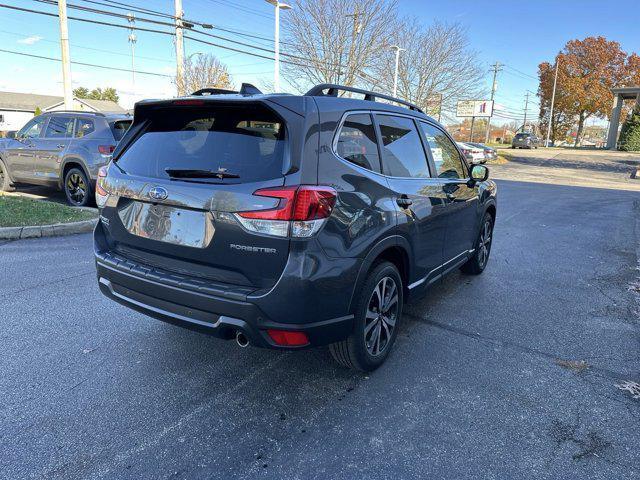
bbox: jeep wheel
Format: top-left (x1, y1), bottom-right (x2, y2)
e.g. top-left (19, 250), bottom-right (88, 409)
top-left (0, 158), bottom-right (15, 192)
top-left (64, 167), bottom-right (92, 207)
top-left (329, 261), bottom-right (403, 371)
top-left (461, 213), bottom-right (494, 275)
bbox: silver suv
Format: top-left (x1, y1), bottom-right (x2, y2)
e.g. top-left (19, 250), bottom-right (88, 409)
top-left (0, 111), bottom-right (131, 206)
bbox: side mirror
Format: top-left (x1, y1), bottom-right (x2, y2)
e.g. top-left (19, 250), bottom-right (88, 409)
top-left (470, 164), bottom-right (489, 183)
top-left (6, 131), bottom-right (16, 139)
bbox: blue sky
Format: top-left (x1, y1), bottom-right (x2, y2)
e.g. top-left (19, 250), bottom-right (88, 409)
top-left (1, 0), bottom-right (638, 125)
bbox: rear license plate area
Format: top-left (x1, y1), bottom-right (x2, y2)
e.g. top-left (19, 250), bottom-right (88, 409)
top-left (118, 201), bottom-right (213, 248)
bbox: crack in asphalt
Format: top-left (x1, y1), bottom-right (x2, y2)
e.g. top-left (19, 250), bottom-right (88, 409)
top-left (403, 312), bottom-right (638, 384)
top-left (0, 270), bottom-right (94, 298)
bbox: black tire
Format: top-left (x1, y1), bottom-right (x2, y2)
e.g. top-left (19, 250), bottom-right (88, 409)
top-left (329, 261), bottom-right (403, 372)
top-left (64, 167), bottom-right (92, 207)
top-left (0, 158), bottom-right (15, 192)
top-left (461, 213), bottom-right (494, 275)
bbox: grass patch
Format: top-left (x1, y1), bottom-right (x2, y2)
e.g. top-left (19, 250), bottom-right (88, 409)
top-left (486, 155), bottom-right (510, 165)
top-left (0, 195), bottom-right (96, 228)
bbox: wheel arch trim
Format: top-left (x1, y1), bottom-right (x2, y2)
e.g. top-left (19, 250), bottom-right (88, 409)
top-left (348, 235), bottom-right (412, 313)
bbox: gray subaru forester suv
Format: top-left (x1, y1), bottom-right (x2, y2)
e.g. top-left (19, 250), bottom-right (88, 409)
top-left (0, 111), bottom-right (131, 206)
top-left (94, 83), bottom-right (497, 371)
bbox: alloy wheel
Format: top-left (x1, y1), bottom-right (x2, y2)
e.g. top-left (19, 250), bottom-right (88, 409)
top-left (364, 276), bottom-right (399, 357)
top-left (478, 219), bottom-right (492, 268)
top-left (66, 173), bottom-right (86, 205)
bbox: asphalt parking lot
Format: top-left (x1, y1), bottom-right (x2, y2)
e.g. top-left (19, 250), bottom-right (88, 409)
top-left (1, 150), bottom-right (639, 479)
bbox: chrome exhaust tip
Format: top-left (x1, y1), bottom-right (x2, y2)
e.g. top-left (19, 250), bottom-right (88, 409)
top-left (235, 331), bottom-right (250, 348)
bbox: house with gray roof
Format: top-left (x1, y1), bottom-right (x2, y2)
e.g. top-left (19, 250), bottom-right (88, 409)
top-left (0, 91), bottom-right (125, 133)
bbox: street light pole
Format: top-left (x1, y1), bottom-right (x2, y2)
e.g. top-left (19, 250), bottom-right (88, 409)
top-left (57, 0), bottom-right (73, 109)
top-left (266, 1), bottom-right (291, 92)
top-left (545, 57), bottom-right (559, 147)
top-left (391, 45), bottom-right (405, 98)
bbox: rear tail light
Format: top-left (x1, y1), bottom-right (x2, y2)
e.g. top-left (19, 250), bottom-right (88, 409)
top-left (267, 329), bottom-right (309, 346)
top-left (95, 165), bottom-right (109, 206)
top-left (235, 185), bottom-right (337, 238)
top-left (98, 145), bottom-right (115, 156)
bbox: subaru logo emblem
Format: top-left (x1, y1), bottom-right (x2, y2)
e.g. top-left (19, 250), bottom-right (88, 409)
top-left (148, 186), bottom-right (168, 201)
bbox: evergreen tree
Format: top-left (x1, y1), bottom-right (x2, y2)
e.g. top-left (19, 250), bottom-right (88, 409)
top-left (618, 105), bottom-right (640, 151)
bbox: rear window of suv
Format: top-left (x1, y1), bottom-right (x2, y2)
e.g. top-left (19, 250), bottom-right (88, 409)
top-left (514, 133), bottom-right (530, 140)
top-left (110, 120), bottom-right (132, 141)
top-left (115, 105), bottom-right (285, 183)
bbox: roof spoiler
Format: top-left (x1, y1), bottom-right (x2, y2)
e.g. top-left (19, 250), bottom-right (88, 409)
top-left (191, 83), bottom-right (263, 97)
top-left (305, 83), bottom-right (424, 113)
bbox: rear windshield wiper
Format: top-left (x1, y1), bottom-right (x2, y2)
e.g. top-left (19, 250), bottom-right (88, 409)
top-left (165, 168), bottom-right (240, 179)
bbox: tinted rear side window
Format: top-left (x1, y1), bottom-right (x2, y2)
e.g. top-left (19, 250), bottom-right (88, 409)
top-left (116, 105), bottom-right (286, 183)
top-left (110, 120), bottom-right (132, 141)
top-left (377, 115), bottom-right (430, 178)
top-left (335, 113), bottom-right (380, 172)
top-left (75, 118), bottom-right (95, 138)
top-left (44, 116), bottom-right (75, 138)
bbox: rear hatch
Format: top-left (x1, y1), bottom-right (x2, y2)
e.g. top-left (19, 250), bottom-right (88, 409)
top-left (100, 101), bottom-right (293, 289)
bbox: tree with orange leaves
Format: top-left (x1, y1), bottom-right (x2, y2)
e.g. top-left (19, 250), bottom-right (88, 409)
top-left (538, 37), bottom-right (631, 146)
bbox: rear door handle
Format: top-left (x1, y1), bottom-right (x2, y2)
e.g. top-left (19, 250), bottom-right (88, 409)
top-left (396, 195), bottom-right (412, 208)
top-left (57, 144), bottom-right (65, 149)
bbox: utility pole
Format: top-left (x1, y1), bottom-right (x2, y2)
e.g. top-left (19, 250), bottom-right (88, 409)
top-left (485, 61), bottom-right (502, 143)
top-left (545, 57), bottom-right (559, 147)
top-left (174, 0), bottom-right (185, 96)
top-left (57, 0), bottom-right (73, 109)
top-left (469, 117), bottom-right (475, 142)
top-left (339, 8), bottom-right (361, 88)
top-left (522, 91), bottom-right (530, 133)
top-left (391, 45), bottom-right (405, 98)
top-left (127, 13), bottom-right (137, 88)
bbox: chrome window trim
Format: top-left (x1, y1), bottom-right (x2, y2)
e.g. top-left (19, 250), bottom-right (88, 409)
top-left (331, 109), bottom-right (442, 182)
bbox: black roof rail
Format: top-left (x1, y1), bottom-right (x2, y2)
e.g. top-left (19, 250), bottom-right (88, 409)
top-left (41, 110), bottom-right (106, 117)
top-left (191, 83), bottom-right (263, 97)
top-left (305, 83), bottom-right (424, 114)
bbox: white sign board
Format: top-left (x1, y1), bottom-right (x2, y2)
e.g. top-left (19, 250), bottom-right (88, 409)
top-left (456, 100), bottom-right (494, 118)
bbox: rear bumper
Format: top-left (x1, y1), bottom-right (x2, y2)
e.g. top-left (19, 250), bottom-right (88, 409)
top-left (96, 260), bottom-right (354, 348)
top-left (94, 223), bottom-right (358, 349)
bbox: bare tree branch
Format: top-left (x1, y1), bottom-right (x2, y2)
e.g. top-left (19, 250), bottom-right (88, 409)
top-left (368, 20), bottom-right (485, 116)
top-left (282, 0), bottom-right (397, 92)
top-left (175, 54), bottom-right (234, 94)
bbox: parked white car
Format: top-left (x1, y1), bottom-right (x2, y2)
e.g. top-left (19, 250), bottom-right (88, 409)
top-left (456, 142), bottom-right (486, 164)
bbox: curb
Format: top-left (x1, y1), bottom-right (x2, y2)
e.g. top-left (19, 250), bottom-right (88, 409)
top-left (0, 218), bottom-right (98, 240)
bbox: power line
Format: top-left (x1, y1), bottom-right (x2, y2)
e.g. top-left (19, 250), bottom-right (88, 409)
top-left (504, 64), bottom-right (538, 80)
top-left (0, 47), bottom-right (172, 77)
top-left (78, 0), bottom-right (289, 46)
top-left (203, 0), bottom-right (273, 21)
top-left (0, 3), bottom-right (350, 77)
top-left (29, 1), bottom-right (333, 67)
top-left (0, 28), bottom-right (173, 63)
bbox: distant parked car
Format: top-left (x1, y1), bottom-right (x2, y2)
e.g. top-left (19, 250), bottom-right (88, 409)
top-left (467, 142), bottom-right (497, 162)
top-left (456, 142), bottom-right (486, 164)
top-left (0, 111), bottom-right (131, 206)
top-left (511, 132), bottom-right (540, 149)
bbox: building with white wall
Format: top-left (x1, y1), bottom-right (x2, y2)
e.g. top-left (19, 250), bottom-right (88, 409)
top-left (0, 91), bottom-right (125, 133)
